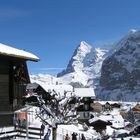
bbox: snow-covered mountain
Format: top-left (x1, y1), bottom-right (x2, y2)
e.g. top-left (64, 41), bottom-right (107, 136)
top-left (30, 41), bottom-right (108, 88)
top-left (30, 29), bottom-right (140, 101)
top-left (97, 29), bottom-right (140, 101)
top-left (30, 73), bottom-right (60, 85)
top-left (57, 41), bottom-right (108, 87)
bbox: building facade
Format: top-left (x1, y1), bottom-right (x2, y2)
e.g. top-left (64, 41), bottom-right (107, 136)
top-left (0, 43), bottom-right (39, 126)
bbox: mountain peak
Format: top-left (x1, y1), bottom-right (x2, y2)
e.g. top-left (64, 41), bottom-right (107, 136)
top-left (80, 41), bottom-right (91, 46)
top-left (57, 41), bottom-right (93, 77)
top-left (57, 41), bottom-right (108, 87)
top-left (128, 29), bottom-right (137, 34)
top-left (78, 41), bottom-right (92, 51)
top-left (75, 41), bottom-right (92, 53)
top-left (127, 29), bottom-right (140, 37)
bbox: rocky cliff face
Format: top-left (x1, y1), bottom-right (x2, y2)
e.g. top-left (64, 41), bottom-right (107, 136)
top-left (97, 30), bottom-right (140, 101)
top-left (30, 41), bottom-right (108, 88)
top-left (57, 41), bottom-right (92, 76)
top-left (57, 41), bottom-right (108, 87)
top-left (30, 29), bottom-right (140, 101)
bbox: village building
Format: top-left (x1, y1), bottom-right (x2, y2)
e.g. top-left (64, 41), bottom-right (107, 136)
top-left (102, 102), bottom-right (112, 112)
top-left (88, 117), bottom-right (112, 133)
top-left (74, 88), bottom-right (95, 121)
top-left (26, 85), bottom-right (96, 123)
top-left (23, 82), bottom-right (53, 105)
top-left (111, 103), bottom-right (121, 109)
top-left (33, 83), bottom-right (74, 95)
top-left (0, 43), bottom-right (39, 126)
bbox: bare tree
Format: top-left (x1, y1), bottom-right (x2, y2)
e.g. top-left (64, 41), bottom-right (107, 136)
top-left (28, 90), bottom-right (80, 140)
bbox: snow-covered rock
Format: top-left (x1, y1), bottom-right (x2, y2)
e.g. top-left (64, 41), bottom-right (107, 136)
top-left (57, 41), bottom-right (108, 87)
top-left (30, 41), bottom-right (108, 88)
top-left (30, 29), bottom-right (140, 102)
top-left (97, 29), bottom-right (140, 101)
top-left (30, 73), bottom-right (60, 85)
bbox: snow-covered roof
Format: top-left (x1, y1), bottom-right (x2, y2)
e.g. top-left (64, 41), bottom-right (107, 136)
top-left (0, 43), bottom-right (39, 61)
top-left (28, 82), bottom-right (74, 95)
top-left (74, 88), bottom-right (95, 98)
top-left (89, 117), bottom-right (108, 124)
top-left (40, 84), bottom-right (73, 95)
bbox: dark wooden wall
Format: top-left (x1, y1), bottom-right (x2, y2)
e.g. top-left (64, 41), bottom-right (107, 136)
top-left (0, 61), bottom-right (11, 111)
top-left (0, 56), bottom-right (30, 126)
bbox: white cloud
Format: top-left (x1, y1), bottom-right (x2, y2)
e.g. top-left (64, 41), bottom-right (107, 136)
top-left (34, 67), bottom-right (65, 71)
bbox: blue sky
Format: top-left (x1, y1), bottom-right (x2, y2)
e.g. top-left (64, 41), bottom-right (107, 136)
top-left (0, 0), bottom-right (140, 75)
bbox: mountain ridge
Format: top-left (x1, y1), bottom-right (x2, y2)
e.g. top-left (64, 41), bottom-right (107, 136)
top-left (97, 29), bottom-right (140, 101)
top-left (57, 41), bottom-right (108, 87)
top-left (30, 29), bottom-right (140, 101)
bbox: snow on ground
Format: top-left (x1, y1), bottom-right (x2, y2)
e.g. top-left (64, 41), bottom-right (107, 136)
top-left (56, 124), bottom-right (100, 140)
top-left (0, 118), bottom-right (52, 140)
top-left (1, 101), bottom-right (140, 140)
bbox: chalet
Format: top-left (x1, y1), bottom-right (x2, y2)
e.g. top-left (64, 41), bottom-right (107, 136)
top-left (23, 82), bottom-right (53, 105)
top-left (88, 117), bottom-right (112, 133)
top-left (74, 88), bottom-right (95, 121)
top-left (102, 102), bottom-right (112, 112)
top-left (0, 43), bottom-right (39, 126)
top-left (111, 103), bottom-right (121, 109)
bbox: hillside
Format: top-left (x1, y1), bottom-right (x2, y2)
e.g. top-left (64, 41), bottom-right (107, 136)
top-left (30, 29), bottom-right (140, 101)
top-left (97, 29), bottom-right (140, 101)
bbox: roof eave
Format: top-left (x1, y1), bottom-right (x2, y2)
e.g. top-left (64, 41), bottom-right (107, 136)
top-left (0, 52), bottom-right (40, 62)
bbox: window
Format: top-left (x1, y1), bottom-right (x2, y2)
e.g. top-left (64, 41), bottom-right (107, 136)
top-left (84, 112), bottom-right (89, 118)
top-left (84, 104), bottom-right (89, 110)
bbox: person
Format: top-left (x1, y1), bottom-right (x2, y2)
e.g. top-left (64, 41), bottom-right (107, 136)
top-left (40, 123), bottom-right (45, 138)
top-left (44, 128), bottom-right (51, 140)
top-left (72, 132), bottom-right (77, 140)
top-left (41, 123), bottom-right (45, 135)
top-left (81, 134), bottom-right (86, 140)
top-left (65, 133), bottom-right (70, 140)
